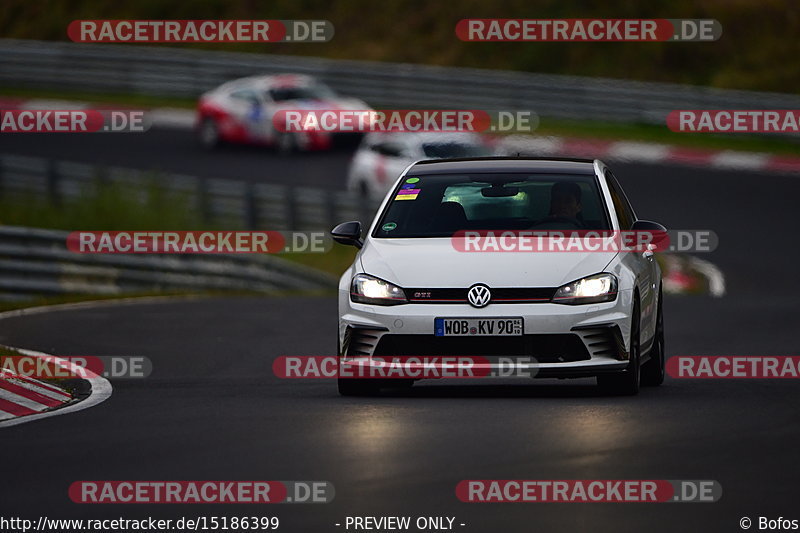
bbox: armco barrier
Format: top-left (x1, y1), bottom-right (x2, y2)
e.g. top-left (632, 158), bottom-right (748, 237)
top-left (3, 39), bottom-right (800, 125)
top-left (0, 225), bottom-right (337, 301)
top-left (0, 153), bottom-right (380, 231)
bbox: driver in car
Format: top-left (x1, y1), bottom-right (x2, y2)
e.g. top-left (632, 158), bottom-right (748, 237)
top-left (545, 181), bottom-right (584, 227)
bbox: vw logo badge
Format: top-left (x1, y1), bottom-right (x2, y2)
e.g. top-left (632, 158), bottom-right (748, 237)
top-left (467, 284), bottom-right (491, 308)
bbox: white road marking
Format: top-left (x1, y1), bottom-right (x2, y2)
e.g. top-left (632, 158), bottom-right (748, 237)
top-left (711, 151), bottom-right (769, 170)
top-left (0, 387), bottom-right (52, 410)
top-left (608, 141), bottom-right (671, 163)
top-left (0, 346), bottom-right (112, 428)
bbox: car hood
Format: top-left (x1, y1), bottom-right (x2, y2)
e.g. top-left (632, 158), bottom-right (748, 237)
top-left (359, 238), bottom-right (617, 288)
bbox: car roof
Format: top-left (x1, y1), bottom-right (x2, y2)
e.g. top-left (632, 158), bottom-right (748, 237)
top-left (221, 74), bottom-right (318, 91)
top-left (364, 131), bottom-right (486, 145)
top-left (407, 157), bottom-right (598, 175)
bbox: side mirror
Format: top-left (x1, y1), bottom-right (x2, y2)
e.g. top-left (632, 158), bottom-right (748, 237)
top-left (331, 221), bottom-right (363, 249)
top-left (631, 220), bottom-right (668, 253)
top-left (631, 220), bottom-right (667, 232)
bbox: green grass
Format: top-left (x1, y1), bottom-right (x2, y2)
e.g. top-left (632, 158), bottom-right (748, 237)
top-left (281, 244), bottom-right (356, 278)
top-left (0, 178), bottom-right (209, 231)
top-left (2, 0), bottom-right (799, 93)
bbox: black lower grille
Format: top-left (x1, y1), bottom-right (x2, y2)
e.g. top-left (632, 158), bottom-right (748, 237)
top-left (406, 287), bottom-right (557, 304)
top-left (373, 334), bottom-right (589, 362)
top-left (343, 327), bottom-right (386, 356)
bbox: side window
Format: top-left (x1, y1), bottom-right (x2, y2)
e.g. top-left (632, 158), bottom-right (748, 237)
top-left (605, 170), bottom-right (636, 230)
top-left (371, 142), bottom-right (406, 158)
top-left (230, 89), bottom-right (260, 105)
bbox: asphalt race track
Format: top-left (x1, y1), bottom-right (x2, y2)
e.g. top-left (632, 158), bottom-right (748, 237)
top-left (1, 128), bottom-right (799, 532)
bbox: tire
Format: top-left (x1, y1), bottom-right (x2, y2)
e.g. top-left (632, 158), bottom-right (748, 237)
top-left (198, 118), bottom-right (220, 150)
top-left (597, 297), bottom-right (641, 395)
top-left (642, 286), bottom-right (665, 386)
top-left (337, 375), bottom-right (379, 396)
top-left (276, 132), bottom-right (298, 154)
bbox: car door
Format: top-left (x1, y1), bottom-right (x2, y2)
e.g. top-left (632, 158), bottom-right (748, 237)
top-left (228, 88), bottom-right (269, 142)
top-left (605, 170), bottom-right (657, 343)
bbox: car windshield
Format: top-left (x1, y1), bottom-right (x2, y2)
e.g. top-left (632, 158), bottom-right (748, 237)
top-left (422, 142), bottom-right (492, 158)
top-left (267, 84), bottom-right (337, 101)
top-left (373, 173), bottom-right (610, 238)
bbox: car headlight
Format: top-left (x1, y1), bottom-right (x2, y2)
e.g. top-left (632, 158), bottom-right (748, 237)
top-left (350, 274), bottom-right (407, 305)
top-left (552, 273), bottom-right (618, 305)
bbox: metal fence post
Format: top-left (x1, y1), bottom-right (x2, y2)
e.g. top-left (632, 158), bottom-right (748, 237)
top-left (46, 159), bottom-right (61, 207)
top-left (245, 182), bottom-right (258, 229)
top-left (326, 191), bottom-right (338, 230)
top-left (197, 177), bottom-right (211, 223)
top-left (285, 186), bottom-right (298, 230)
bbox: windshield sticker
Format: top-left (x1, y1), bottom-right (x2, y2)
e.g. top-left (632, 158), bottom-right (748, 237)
top-left (405, 177), bottom-right (420, 184)
top-left (395, 188), bottom-right (420, 200)
top-left (381, 222), bottom-right (397, 231)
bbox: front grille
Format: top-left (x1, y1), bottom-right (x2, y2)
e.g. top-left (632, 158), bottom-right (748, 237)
top-left (406, 287), bottom-right (557, 304)
top-left (373, 333), bottom-right (589, 362)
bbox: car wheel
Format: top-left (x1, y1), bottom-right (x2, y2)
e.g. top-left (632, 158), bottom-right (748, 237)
top-left (277, 132), bottom-right (298, 154)
top-left (337, 376), bottom-right (379, 396)
top-left (642, 286), bottom-right (665, 386)
top-left (598, 297), bottom-right (641, 395)
top-left (199, 118), bottom-right (220, 149)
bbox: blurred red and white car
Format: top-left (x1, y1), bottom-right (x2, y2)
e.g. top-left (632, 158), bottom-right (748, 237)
top-left (346, 132), bottom-right (494, 197)
top-left (196, 74), bottom-right (370, 151)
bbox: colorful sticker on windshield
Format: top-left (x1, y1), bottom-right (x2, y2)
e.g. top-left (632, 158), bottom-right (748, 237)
top-left (395, 188), bottom-right (420, 200)
top-left (382, 222), bottom-right (397, 231)
top-left (405, 177), bottom-right (420, 184)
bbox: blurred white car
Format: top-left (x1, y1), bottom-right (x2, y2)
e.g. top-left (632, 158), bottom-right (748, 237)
top-left (196, 74), bottom-right (370, 151)
top-left (346, 132), bottom-right (493, 196)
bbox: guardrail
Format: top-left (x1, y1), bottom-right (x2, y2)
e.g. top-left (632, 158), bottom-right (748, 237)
top-left (0, 151), bottom-right (358, 300)
top-left (3, 39), bottom-right (800, 125)
top-left (0, 153), bottom-right (379, 231)
top-left (0, 225), bottom-right (337, 301)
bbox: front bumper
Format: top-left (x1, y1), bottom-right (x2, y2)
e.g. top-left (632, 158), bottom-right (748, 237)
top-left (339, 290), bottom-right (633, 379)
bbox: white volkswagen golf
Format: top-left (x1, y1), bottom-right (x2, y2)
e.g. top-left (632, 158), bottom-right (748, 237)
top-left (332, 158), bottom-right (665, 396)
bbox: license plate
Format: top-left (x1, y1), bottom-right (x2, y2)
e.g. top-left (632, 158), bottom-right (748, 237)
top-left (434, 317), bottom-right (523, 337)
